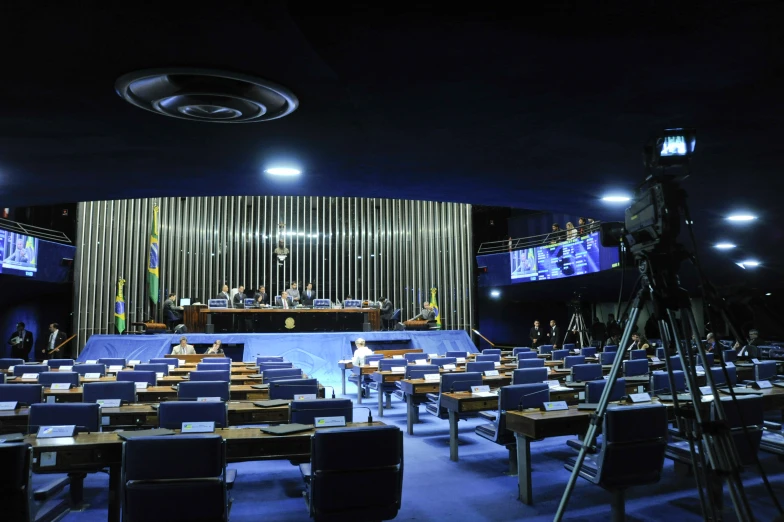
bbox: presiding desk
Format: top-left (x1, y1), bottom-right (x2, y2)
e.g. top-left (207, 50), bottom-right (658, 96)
top-left (24, 421), bottom-right (386, 522)
top-left (200, 307), bottom-right (381, 332)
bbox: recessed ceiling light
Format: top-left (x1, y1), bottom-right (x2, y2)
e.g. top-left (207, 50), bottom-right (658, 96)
top-left (741, 260), bottom-right (760, 267)
top-left (726, 214), bottom-right (756, 222)
top-left (490, 290), bottom-right (501, 298)
top-left (714, 243), bottom-right (736, 250)
top-left (265, 167), bottom-right (301, 176)
top-left (765, 293), bottom-right (772, 296)
top-left (601, 195), bottom-right (631, 203)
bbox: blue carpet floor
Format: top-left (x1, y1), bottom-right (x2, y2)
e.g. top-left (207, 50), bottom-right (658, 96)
top-left (44, 392), bottom-right (784, 522)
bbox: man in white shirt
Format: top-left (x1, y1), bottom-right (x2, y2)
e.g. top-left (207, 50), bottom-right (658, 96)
top-left (171, 337), bottom-right (196, 355)
top-left (352, 338), bottom-right (374, 366)
top-left (45, 323), bottom-right (67, 359)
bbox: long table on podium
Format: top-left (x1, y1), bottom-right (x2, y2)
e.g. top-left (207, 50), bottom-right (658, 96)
top-left (196, 306), bottom-right (380, 332)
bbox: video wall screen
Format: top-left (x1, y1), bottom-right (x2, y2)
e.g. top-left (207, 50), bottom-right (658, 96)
top-left (0, 230), bottom-right (74, 283)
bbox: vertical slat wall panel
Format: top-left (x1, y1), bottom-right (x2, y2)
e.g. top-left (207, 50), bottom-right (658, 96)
top-left (72, 197), bottom-right (474, 349)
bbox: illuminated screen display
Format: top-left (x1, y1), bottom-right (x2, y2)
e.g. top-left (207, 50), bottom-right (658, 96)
top-left (510, 231), bottom-right (618, 282)
top-left (0, 229), bottom-right (75, 282)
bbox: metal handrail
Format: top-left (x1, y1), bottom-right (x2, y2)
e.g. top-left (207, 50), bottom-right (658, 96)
top-left (477, 221), bottom-right (603, 254)
top-left (0, 217), bottom-right (72, 244)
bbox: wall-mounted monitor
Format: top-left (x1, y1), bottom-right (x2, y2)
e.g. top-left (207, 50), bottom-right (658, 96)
top-left (0, 230), bottom-right (75, 283)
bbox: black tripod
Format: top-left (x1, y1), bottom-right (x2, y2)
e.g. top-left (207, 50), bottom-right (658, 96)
top-left (555, 249), bottom-right (756, 522)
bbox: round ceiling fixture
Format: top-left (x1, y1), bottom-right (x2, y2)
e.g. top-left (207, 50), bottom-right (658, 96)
top-left (115, 68), bottom-right (298, 123)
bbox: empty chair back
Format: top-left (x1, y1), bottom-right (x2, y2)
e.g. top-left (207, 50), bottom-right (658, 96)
top-left (28, 403), bottom-right (100, 434)
top-left (149, 358), bottom-right (174, 367)
top-left (83, 381), bottom-right (137, 403)
top-left (668, 356), bottom-right (682, 371)
top-left (604, 345), bottom-right (618, 352)
top-left (363, 354), bottom-right (384, 366)
top-left (709, 366), bottom-right (737, 387)
top-left (475, 354), bottom-right (501, 363)
top-left (466, 361), bottom-right (495, 373)
top-left (722, 349), bottom-right (737, 364)
top-left (512, 347), bottom-right (532, 356)
top-left (482, 349), bottom-right (502, 356)
top-left (562, 343), bottom-right (576, 352)
top-left (378, 359), bottom-right (401, 371)
top-left (600, 351), bottom-right (619, 365)
top-left (258, 362), bottom-right (293, 371)
top-left (261, 368), bottom-right (302, 383)
top-left (700, 352), bottom-right (714, 368)
top-left (0, 358), bottom-right (24, 370)
top-left (564, 355), bottom-right (585, 369)
top-left (290, 398), bottom-right (353, 425)
top-left (512, 367), bottom-right (548, 385)
top-left (269, 378), bottom-right (319, 400)
top-left (199, 359), bottom-right (230, 365)
top-left (306, 426), bottom-right (402, 521)
top-left (189, 370), bottom-right (231, 382)
top-left (518, 358), bottom-right (545, 369)
top-left (440, 372), bottom-right (482, 393)
top-left (256, 356), bottom-right (285, 364)
top-left (75, 364), bottom-right (106, 376)
top-left (122, 435), bottom-right (227, 522)
top-left (595, 403), bottom-right (668, 488)
top-left (623, 359), bottom-right (649, 377)
top-left (0, 441), bottom-right (36, 521)
top-left (539, 345), bottom-right (554, 355)
top-left (581, 347), bottom-right (597, 358)
top-left (38, 371), bottom-right (80, 388)
top-left (405, 365), bottom-right (438, 379)
top-left (12, 364), bottom-right (48, 377)
top-left (656, 347), bottom-right (665, 360)
top-left (47, 359), bottom-right (75, 369)
top-left (429, 357), bottom-right (457, 368)
top-left (117, 370), bottom-right (157, 386)
top-left (712, 396), bottom-right (763, 465)
top-left (97, 358), bottom-right (127, 368)
top-left (572, 364), bottom-right (602, 383)
top-left (135, 363), bottom-right (169, 376)
top-left (551, 349), bottom-right (569, 362)
top-left (0, 384), bottom-right (43, 405)
top-left (650, 370), bottom-right (686, 394)
top-left (197, 362), bottom-right (230, 372)
top-left (630, 349), bottom-right (647, 360)
top-left (585, 378), bottom-right (627, 403)
top-left (754, 361), bottom-right (777, 381)
top-left (404, 353), bottom-right (428, 363)
top-left (177, 381), bottom-right (231, 402)
top-left (445, 351), bottom-right (468, 358)
top-left (506, 383), bottom-right (550, 409)
top-left (158, 401), bottom-right (228, 429)
top-left (516, 351), bottom-right (538, 360)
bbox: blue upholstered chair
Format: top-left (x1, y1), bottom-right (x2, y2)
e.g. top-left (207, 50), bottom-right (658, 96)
top-left (623, 359), bottom-right (649, 377)
top-left (564, 355), bottom-right (585, 369)
top-left (0, 442), bottom-right (69, 522)
top-left (518, 358), bottom-right (545, 369)
top-left (196, 362), bottom-right (230, 371)
top-left (13, 365), bottom-right (48, 377)
top-left (149, 358), bottom-right (175, 367)
top-left (466, 361), bottom-right (495, 373)
top-left (393, 365), bottom-right (439, 408)
top-left (629, 349), bottom-right (647, 360)
top-left (572, 364), bottom-right (602, 383)
top-left (539, 345), bottom-right (554, 356)
top-left (377, 359), bottom-right (400, 372)
top-left (261, 368), bottom-right (302, 383)
top-left (604, 345), bottom-right (618, 352)
top-left (157, 401), bottom-right (228, 429)
top-left (135, 363), bottom-right (169, 376)
top-left (668, 356), bottom-right (682, 371)
top-left (117, 370), bottom-right (157, 387)
top-left (600, 351), bottom-right (619, 365)
top-left (269, 378), bottom-right (319, 400)
top-left (83, 381), bottom-right (137, 403)
top-left (28, 403), bottom-right (101, 434)
top-left (97, 358), bottom-right (126, 368)
top-left (258, 362), bottom-right (294, 371)
top-left (656, 347), bottom-right (666, 360)
top-left (754, 361), bottom-right (777, 381)
top-left (562, 343), bottom-right (577, 352)
top-left (699, 352), bottom-right (714, 368)
top-left (189, 370), bottom-right (231, 382)
top-left (709, 366), bottom-right (737, 387)
top-left (565, 403), bottom-right (668, 521)
top-left (177, 381), bottom-right (231, 402)
top-left (46, 359), bottom-right (75, 369)
top-left (512, 367), bottom-right (548, 385)
top-left (122, 435), bottom-right (228, 522)
top-left (551, 349), bottom-right (569, 362)
top-left (425, 372), bottom-right (482, 419)
top-left (513, 347), bottom-right (532, 356)
top-left (300, 426), bottom-right (403, 522)
top-left (363, 354), bottom-right (384, 366)
top-left (445, 351), bottom-right (468, 358)
top-left (0, 384), bottom-right (44, 405)
top-left (516, 351), bottom-right (538, 360)
top-left (404, 353), bottom-right (428, 364)
top-left (199, 359), bottom-right (231, 365)
top-left (75, 364), bottom-right (106, 377)
top-left (585, 379), bottom-right (626, 403)
top-left (256, 356), bottom-right (285, 364)
top-left (38, 371), bottom-right (79, 388)
top-left (474, 354), bottom-right (500, 363)
top-left (722, 349), bottom-right (737, 364)
top-left (0, 358), bottom-right (25, 370)
top-left (580, 347), bottom-right (597, 358)
top-left (429, 357), bottom-right (457, 368)
top-left (482, 349), bottom-right (502, 356)
top-left (649, 370), bottom-right (686, 395)
top-left (290, 399), bottom-right (354, 425)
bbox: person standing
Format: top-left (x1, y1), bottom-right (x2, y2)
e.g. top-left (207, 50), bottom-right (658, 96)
top-left (380, 297), bottom-right (394, 329)
top-left (215, 284), bottom-right (233, 308)
top-left (44, 323), bottom-right (67, 359)
top-left (233, 285), bottom-right (247, 307)
top-left (529, 320), bottom-right (544, 350)
top-left (301, 283), bottom-right (316, 306)
top-left (8, 322), bottom-right (33, 360)
top-left (548, 319), bottom-right (561, 349)
top-left (287, 282), bottom-right (301, 304)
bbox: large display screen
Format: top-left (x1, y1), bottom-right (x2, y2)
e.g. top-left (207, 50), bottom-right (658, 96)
top-left (510, 231), bottom-right (616, 282)
top-left (0, 230), bottom-right (75, 283)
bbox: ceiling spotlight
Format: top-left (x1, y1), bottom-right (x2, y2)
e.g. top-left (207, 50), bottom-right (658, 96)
top-left (490, 290), bottom-right (501, 298)
top-left (741, 260), bottom-right (760, 267)
top-left (265, 167), bottom-right (301, 176)
top-left (714, 243), bottom-right (736, 250)
top-left (726, 214), bottom-right (756, 222)
top-left (601, 195), bottom-right (631, 203)
top-left (765, 293), bottom-right (772, 296)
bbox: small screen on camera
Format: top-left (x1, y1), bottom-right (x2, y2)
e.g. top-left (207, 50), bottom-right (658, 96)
top-left (660, 135), bottom-right (688, 157)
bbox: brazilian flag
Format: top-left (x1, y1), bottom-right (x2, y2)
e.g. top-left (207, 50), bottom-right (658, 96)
top-left (430, 287), bottom-right (441, 329)
top-left (148, 205), bottom-right (160, 304)
top-left (25, 236), bottom-right (36, 265)
top-left (115, 278), bottom-right (126, 334)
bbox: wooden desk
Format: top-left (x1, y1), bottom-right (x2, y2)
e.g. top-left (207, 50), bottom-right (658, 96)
top-left (168, 366), bottom-right (258, 376)
top-left (24, 421), bottom-right (386, 522)
top-left (158, 375), bottom-right (262, 385)
top-left (201, 307), bottom-right (381, 332)
top-left (164, 354), bottom-right (231, 364)
top-left (440, 392), bottom-right (501, 462)
top-left (42, 385), bottom-right (271, 403)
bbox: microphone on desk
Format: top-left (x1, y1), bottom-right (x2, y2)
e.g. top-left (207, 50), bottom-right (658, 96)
top-left (353, 406), bottom-right (373, 424)
top-left (449, 380), bottom-right (481, 393)
top-left (517, 386), bottom-right (552, 411)
top-left (322, 385), bottom-right (336, 399)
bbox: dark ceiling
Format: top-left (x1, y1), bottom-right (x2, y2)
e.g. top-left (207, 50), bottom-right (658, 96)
top-left (0, 1), bottom-right (782, 289)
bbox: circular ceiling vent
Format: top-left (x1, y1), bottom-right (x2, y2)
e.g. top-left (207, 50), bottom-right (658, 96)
top-left (115, 68), bottom-right (298, 123)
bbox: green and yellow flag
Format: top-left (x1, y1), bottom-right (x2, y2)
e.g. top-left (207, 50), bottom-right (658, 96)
top-left (115, 278), bottom-right (126, 334)
top-left (148, 205), bottom-right (160, 303)
top-left (26, 236), bottom-right (36, 265)
top-left (430, 287), bottom-right (441, 329)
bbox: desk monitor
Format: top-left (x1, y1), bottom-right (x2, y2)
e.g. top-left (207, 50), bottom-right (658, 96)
top-left (208, 299), bottom-right (229, 308)
top-left (344, 299), bottom-right (362, 309)
top-left (179, 298), bottom-right (191, 306)
top-left (244, 298), bottom-right (255, 308)
top-left (313, 299), bottom-right (330, 309)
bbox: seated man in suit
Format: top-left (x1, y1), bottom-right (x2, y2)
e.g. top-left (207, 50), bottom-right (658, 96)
top-left (301, 283), bottom-right (316, 306)
top-left (415, 302), bottom-right (437, 327)
top-left (163, 293), bottom-right (184, 329)
top-left (254, 285), bottom-right (269, 306)
top-left (279, 291), bottom-right (294, 309)
top-left (171, 336), bottom-right (196, 355)
top-left (734, 328), bottom-right (761, 359)
top-left (215, 284), bottom-right (233, 308)
top-left (233, 285), bottom-right (247, 307)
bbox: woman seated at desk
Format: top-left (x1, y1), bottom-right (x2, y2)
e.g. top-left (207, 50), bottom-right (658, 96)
top-left (206, 340), bottom-right (223, 354)
top-left (172, 336), bottom-right (196, 355)
top-left (352, 338), bottom-right (374, 366)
